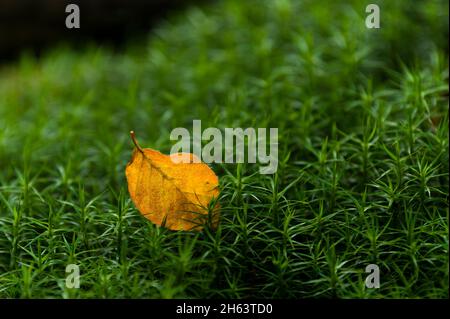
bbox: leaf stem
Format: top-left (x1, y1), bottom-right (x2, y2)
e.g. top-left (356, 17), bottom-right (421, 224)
top-left (130, 131), bottom-right (144, 153)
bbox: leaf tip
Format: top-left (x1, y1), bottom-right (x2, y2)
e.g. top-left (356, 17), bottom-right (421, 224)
top-left (130, 130), bottom-right (144, 153)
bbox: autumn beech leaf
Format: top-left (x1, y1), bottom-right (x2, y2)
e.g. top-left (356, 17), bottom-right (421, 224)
top-left (125, 131), bottom-right (220, 231)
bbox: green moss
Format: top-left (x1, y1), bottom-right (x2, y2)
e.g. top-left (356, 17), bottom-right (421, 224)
top-left (0, 0), bottom-right (448, 298)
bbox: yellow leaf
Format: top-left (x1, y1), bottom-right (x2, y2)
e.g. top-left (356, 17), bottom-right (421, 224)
top-left (125, 131), bottom-right (220, 231)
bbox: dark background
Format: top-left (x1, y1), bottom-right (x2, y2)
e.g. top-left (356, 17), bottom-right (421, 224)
top-left (0, 0), bottom-right (203, 62)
